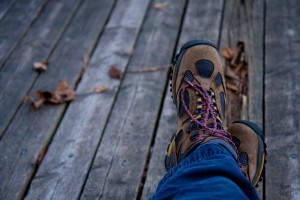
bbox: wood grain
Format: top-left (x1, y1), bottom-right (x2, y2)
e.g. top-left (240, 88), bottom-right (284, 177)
top-left (80, 0), bottom-right (186, 199)
top-left (219, 0), bottom-right (265, 197)
top-left (219, 0), bottom-right (264, 128)
top-left (0, 0), bottom-right (114, 199)
top-left (0, 0), bottom-right (17, 20)
top-left (0, 0), bottom-right (82, 138)
top-left (0, 0), bottom-right (48, 68)
top-left (265, 0), bottom-right (300, 199)
top-left (24, 0), bottom-right (152, 199)
top-left (141, 0), bottom-right (224, 199)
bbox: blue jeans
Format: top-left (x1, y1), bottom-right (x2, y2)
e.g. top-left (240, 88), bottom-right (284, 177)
top-left (152, 143), bottom-right (259, 200)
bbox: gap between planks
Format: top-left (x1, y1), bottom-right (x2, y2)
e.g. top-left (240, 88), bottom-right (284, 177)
top-left (0, 0), bottom-right (115, 199)
top-left (80, 0), bottom-right (187, 199)
top-left (0, 0), bottom-right (49, 69)
top-left (0, 0), bottom-right (84, 139)
top-left (136, 0), bottom-right (189, 198)
top-left (24, 0), bottom-right (152, 199)
top-left (141, 0), bottom-right (225, 199)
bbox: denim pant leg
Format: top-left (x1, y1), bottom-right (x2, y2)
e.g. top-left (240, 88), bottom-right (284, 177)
top-left (152, 143), bottom-right (259, 200)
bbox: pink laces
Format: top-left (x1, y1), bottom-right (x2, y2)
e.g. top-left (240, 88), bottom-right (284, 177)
top-left (180, 78), bottom-right (238, 152)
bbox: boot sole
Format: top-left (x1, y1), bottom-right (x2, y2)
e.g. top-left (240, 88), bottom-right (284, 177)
top-left (233, 120), bottom-right (267, 187)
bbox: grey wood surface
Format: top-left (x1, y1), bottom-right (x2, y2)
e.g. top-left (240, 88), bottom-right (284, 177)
top-left (219, 0), bottom-right (265, 198)
top-left (0, 0), bottom-right (47, 68)
top-left (0, 0), bottom-right (114, 199)
top-left (24, 0), bottom-right (152, 199)
top-left (0, 0), bottom-right (17, 20)
top-left (80, 0), bottom-right (186, 199)
top-left (265, 0), bottom-right (300, 199)
top-left (219, 0), bottom-right (264, 127)
top-left (0, 0), bottom-right (299, 199)
top-left (0, 0), bottom-right (82, 138)
top-left (141, 0), bottom-right (224, 199)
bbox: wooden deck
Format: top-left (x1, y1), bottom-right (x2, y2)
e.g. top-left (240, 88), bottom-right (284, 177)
top-left (0, 0), bottom-right (299, 199)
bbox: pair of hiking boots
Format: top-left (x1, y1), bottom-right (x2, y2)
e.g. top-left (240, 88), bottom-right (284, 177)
top-left (165, 40), bottom-right (266, 187)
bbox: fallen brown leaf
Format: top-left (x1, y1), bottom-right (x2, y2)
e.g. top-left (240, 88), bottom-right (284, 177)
top-left (221, 47), bottom-right (236, 60)
top-left (154, 2), bottom-right (168, 10)
top-left (222, 41), bottom-right (247, 94)
top-left (226, 82), bottom-right (241, 94)
top-left (51, 80), bottom-right (75, 103)
top-left (93, 85), bottom-right (109, 93)
top-left (32, 99), bottom-right (44, 109)
top-left (25, 80), bottom-right (76, 109)
top-left (24, 95), bottom-right (44, 109)
top-left (33, 60), bottom-right (49, 72)
top-left (109, 65), bottom-right (122, 79)
top-left (230, 42), bottom-right (245, 67)
top-left (222, 41), bottom-right (248, 125)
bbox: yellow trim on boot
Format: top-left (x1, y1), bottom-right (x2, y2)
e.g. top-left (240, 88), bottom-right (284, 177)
top-left (253, 153), bottom-right (265, 187)
top-left (167, 142), bottom-right (173, 156)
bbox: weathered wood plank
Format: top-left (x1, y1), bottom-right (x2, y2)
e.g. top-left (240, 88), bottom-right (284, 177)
top-left (0, 0), bottom-right (48, 68)
top-left (0, 0), bottom-right (114, 199)
top-left (219, 0), bottom-right (264, 198)
top-left (219, 0), bottom-right (264, 127)
top-left (0, 0), bottom-right (17, 20)
top-left (141, 0), bottom-right (224, 199)
top-left (0, 0), bottom-right (82, 138)
top-left (24, 0), bottom-right (151, 199)
top-left (265, 0), bottom-right (300, 199)
top-left (141, 94), bottom-right (177, 200)
top-left (80, 0), bottom-right (186, 199)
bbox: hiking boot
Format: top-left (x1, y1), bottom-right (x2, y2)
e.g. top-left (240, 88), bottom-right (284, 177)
top-left (165, 40), bottom-right (237, 171)
top-left (227, 120), bottom-right (266, 187)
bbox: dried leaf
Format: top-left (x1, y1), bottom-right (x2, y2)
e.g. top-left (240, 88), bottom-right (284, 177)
top-left (32, 99), bottom-right (45, 109)
top-left (24, 95), bottom-right (45, 109)
top-left (230, 42), bottom-right (245, 67)
top-left (226, 82), bottom-right (241, 94)
top-left (128, 66), bottom-right (170, 73)
top-left (225, 66), bottom-right (240, 80)
top-left (33, 60), bottom-right (49, 72)
top-left (51, 80), bottom-right (75, 103)
top-left (56, 80), bottom-right (69, 92)
top-left (26, 80), bottom-right (76, 110)
top-left (109, 66), bottom-right (122, 79)
top-left (93, 85), bottom-right (109, 93)
top-left (222, 41), bottom-right (248, 95)
top-left (221, 47), bottom-right (236, 60)
top-left (154, 2), bottom-right (168, 10)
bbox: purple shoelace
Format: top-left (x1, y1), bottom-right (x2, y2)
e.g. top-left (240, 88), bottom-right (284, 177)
top-left (180, 78), bottom-right (238, 155)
